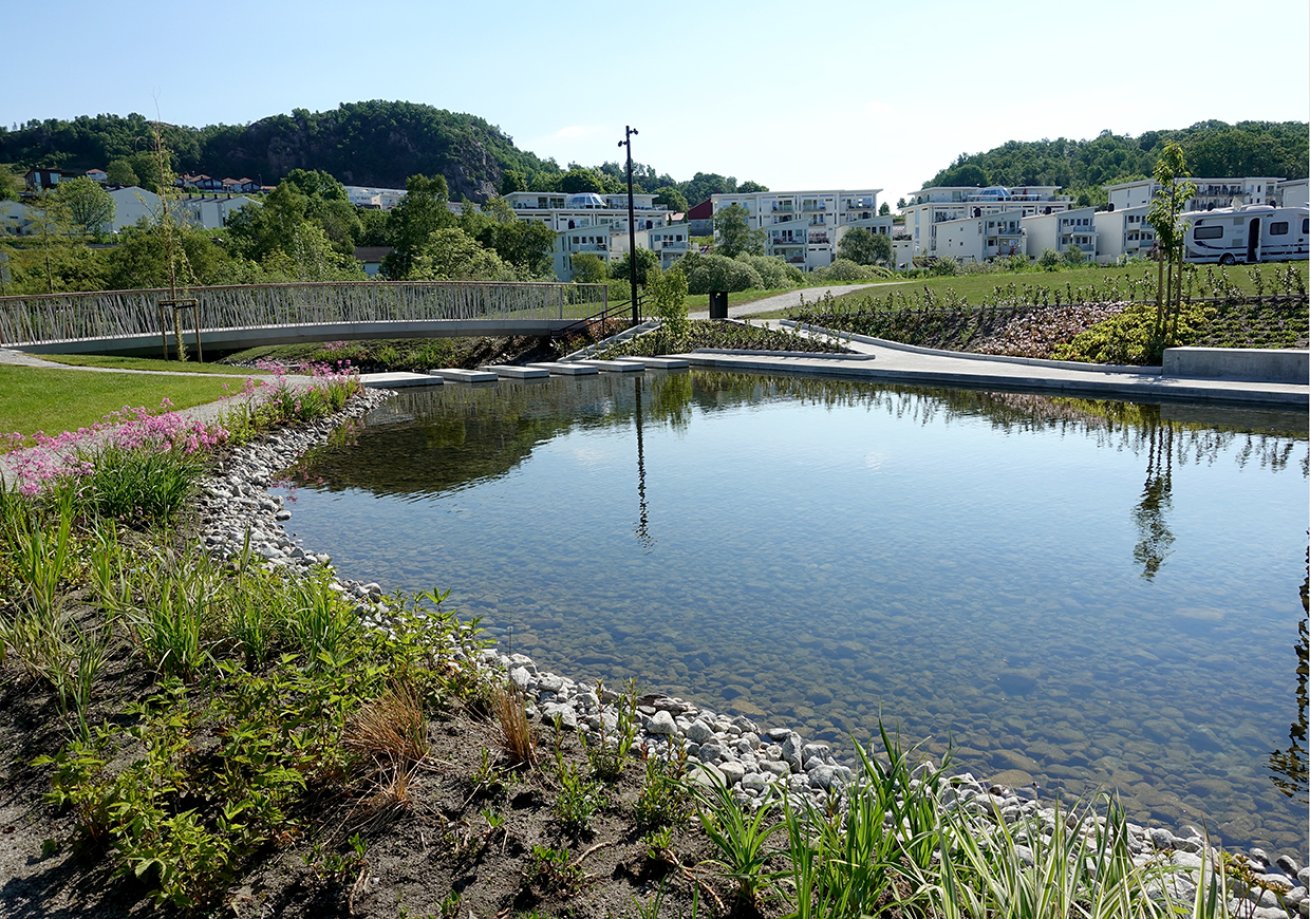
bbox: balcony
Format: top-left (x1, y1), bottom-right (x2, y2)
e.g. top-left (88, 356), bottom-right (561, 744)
top-left (802, 201), bottom-right (827, 212)
top-left (808, 234), bottom-right (830, 245)
top-left (771, 203), bottom-right (795, 213)
top-left (769, 237), bottom-right (805, 247)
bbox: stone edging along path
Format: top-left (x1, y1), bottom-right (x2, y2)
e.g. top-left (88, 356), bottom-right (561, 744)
top-left (198, 388), bottom-right (1309, 916)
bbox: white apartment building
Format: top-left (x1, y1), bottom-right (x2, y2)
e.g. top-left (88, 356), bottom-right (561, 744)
top-left (343, 185), bottom-right (408, 209)
top-left (505, 191), bottom-right (670, 233)
top-left (175, 195), bottom-right (257, 230)
top-left (1276, 178), bottom-right (1308, 208)
top-left (647, 223), bottom-right (691, 269)
top-left (1104, 176), bottom-right (1285, 213)
top-left (1022, 206), bottom-right (1097, 259)
top-left (108, 186), bottom-right (163, 233)
top-left (1093, 205), bottom-right (1156, 264)
top-left (508, 191), bottom-right (674, 280)
top-left (0, 200), bottom-right (39, 235)
top-left (552, 224), bottom-right (640, 281)
top-left (900, 186), bottom-right (1071, 260)
top-left (710, 189), bottom-right (882, 271)
top-left (933, 210), bottom-right (1025, 263)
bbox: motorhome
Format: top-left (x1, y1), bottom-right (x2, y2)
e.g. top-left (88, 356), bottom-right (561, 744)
top-left (1183, 204), bottom-right (1309, 264)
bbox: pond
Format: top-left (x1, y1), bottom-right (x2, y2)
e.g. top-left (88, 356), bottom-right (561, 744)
top-left (275, 370), bottom-right (1309, 854)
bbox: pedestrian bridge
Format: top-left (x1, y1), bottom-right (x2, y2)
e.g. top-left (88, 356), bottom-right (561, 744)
top-left (0, 280), bottom-right (612, 356)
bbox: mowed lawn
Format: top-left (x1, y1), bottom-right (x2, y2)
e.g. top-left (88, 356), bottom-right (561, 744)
top-left (36, 354), bottom-right (271, 375)
top-left (0, 364), bottom-right (242, 439)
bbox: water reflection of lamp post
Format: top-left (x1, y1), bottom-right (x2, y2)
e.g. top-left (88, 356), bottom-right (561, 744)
top-left (618, 126), bottom-right (639, 324)
top-left (633, 375), bottom-right (652, 548)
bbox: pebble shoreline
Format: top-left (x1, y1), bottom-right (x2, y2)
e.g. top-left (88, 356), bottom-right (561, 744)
top-left (196, 389), bottom-right (1309, 917)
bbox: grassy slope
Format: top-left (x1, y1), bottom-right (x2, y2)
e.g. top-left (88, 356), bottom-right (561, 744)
top-left (0, 365), bottom-right (239, 438)
top-left (741, 262), bottom-right (1307, 317)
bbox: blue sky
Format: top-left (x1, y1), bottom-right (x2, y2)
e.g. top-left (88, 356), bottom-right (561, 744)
top-left (4, 0), bottom-right (1307, 204)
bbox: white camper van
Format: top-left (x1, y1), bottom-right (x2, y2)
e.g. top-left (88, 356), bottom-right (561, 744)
top-left (1184, 204), bottom-right (1309, 265)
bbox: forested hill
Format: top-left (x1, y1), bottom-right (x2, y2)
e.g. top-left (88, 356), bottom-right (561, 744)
top-left (925, 121), bottom-right (1308, 204)
top-left (0, 101), bottom-right (561, 200)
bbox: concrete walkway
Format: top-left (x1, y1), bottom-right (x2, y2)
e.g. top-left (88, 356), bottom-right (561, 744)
top-left (672, 317), bottom-right (1307, 407)
top-left (675, 336), bottom-right (1308, 408)
top-left (688, 281), bottom-right (903, 320)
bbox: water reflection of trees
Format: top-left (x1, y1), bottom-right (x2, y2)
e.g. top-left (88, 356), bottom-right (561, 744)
top-left (1269, 555), bottom-right (1309, 804)
top-left (1133, 421), bottom-right (1175, 580)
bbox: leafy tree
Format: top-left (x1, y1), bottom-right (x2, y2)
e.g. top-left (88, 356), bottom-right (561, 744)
top-left (713, 203), bottom-right (763, 258)
top-left (569, 252), bottom-right (608, 284)
top-left (279, 168), bottom-right (359, 253)
top-left (814, 258), bottom-right (882, 282)
top-left (261, 221), bottom-right (363, 281)
top-left (410, 227), bottom-right (514, 280)
top-left (458, 196), bottom-right (555, 277)
top-left (734, 254), bottom-right (801, 288)
top-left (0, 165), bottom-right (23, 201)
top-left (676, 251), bottom-right (762, 294)
top-left (1038, 248), bottom-right (1061, 270)
top-left (609, 247), bottom-right (659, 287)
top-left (878, 202), bottom-right (891, 216)
top-left (654, 186), bottom-right (688, 213)
top-left (280, 167), bottom-right (349, 203)
top-left (499, 169), bottom-right (527, 195)
top-left (837, 227), bottom-right (892, 265)
top-left (53, 176), bottom-right (114, 237)
top-left (27, 193), bottom-right (75, 292)
top-left (224, 183), bottom-right (310, 262)
top-left (1146, 142), bottom-right (1196, 355)
top-left (896, 198), bottom-right (907, 210)
top-left (938, 162), bottom-right (988, 187)
top-left (383, 174), bottom-right (454, 278)
top-left (648, 267), bottom-right (689, 341)
top-left (106, 158), bottom-right (139, 186)
top-left (680, 172), bottom-right (737, 206)
top-left (559, 167), bottom-right (607, 194)
top-left (105, 221), bottom-right (240, 289)
top-left (737, 180), bottom-right (768, 193)
top-left (356, 208), bottom-right (391, 246)
top-left (1062, 243), bottom-right (1086, 266)
top-left (127, 150), bottom-right (165, 192)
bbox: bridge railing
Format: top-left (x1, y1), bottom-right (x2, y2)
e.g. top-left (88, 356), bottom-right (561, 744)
top-left (0, 280), bottom-right (610, 346)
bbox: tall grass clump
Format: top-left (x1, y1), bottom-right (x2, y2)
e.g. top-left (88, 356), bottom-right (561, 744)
top-left (691, 765), bottom-right (784, 907)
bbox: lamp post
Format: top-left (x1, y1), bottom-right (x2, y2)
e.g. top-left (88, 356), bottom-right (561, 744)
top-left (618, 125), bottom-right (639, 324)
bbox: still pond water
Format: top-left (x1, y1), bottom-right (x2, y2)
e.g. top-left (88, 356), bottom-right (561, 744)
top-left (276, 371), bottom-right (1308, 854)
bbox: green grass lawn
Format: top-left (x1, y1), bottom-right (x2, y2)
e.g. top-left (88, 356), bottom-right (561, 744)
top-left (37, 354), bottom-right (271, 375)
top-left (0, 365), bottom-right (242, 439)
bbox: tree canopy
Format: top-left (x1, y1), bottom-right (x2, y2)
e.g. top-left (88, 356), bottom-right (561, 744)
top-left (921, 121), bottom-right (1307, 200)
top-left (837, 227), bottom-right (892, 266)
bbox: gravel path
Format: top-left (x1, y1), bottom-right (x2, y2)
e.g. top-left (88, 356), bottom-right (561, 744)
top-left (688, 280), bottom-right (908, 320)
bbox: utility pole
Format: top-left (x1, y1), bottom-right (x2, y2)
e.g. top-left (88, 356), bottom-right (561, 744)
top-left (619, 125), bottom-right (639, 323)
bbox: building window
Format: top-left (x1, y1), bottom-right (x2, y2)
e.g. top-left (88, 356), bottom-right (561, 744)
top-left (1193, 226), bottom-right (1223, 240)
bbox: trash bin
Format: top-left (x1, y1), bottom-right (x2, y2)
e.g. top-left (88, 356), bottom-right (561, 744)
top-left (708, 291), bottom-right (728, 320)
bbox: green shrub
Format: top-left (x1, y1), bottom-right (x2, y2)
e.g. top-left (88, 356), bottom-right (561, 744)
top-left (677, 252), bottom-right (764, 294)
top-left (1053, 300), bottom-right (1214, 364)
top-left (812, 258), bottom-right (884, 282)
top-left (735, 254), bottom-right (802, 289)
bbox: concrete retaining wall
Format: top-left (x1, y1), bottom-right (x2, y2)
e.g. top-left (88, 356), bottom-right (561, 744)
top-left (1163, 347), bottom-right (1309, 384)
